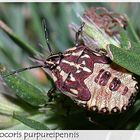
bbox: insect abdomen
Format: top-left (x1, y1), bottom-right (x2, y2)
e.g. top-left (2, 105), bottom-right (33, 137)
top-left (85, 62), bottom-right (138, 114)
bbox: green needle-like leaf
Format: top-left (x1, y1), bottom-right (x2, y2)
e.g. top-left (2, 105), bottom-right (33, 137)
top-left (13, 112), bottom-right (49, 130)
top-left (6, 33), bottom-right (36, 56)
top-left (0, 20), bottom-right (37, 56)
top-left (2, 74), bottom-right (47, 107)
top-left (127, 17), bottom-right (140, 43)
top-left (29, 4), bottom-right (46, 45)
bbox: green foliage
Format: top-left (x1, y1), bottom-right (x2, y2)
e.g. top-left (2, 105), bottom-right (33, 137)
top-left (109, 44), bottom-right (140, 76)
top-left (2, 74), bottom-right (47, 106)
top-left (0, 3), bottom-right (140, 130)
top-left (13, 112), bottom-right (49, 130)
top-left (108, 31), bottom-right (140, 76)
top-left (0, 21), bottom-right (37, 56)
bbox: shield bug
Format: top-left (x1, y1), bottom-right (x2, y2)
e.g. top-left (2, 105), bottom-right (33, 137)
top-left (3, 19), bottom-right (138, 115)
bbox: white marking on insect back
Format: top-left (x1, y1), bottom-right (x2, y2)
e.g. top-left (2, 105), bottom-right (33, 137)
top-left (83, 67), bottom-right (91, 73)
top-left (65, 47), bottom-right (77, 52)
top-left (70, 89), bottom-right (78, 95)
top-left (81, 54), bottom-right (90, 58)
top-left (70, 73), bottom-right (76, 81)
top-left (62, 60), bottom-right (91, 73)
top-left (71, 50), bottom-right (83, 56)
top-left (76, 70), bottom-right (81, 73)
top-left (60, 70), bottom-right (69, 82)
top-left (57, 66), bottom-right (61, 71)
top-left (82, 60), bottom-right (86, 65)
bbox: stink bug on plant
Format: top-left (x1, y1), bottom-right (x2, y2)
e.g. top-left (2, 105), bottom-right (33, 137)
top-left (3, 17), bottom-right (138, 115)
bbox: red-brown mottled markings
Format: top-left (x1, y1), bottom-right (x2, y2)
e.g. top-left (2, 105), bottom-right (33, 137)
top-left (122, 86), bottom-right (128, 95)
top-left (109, 77), bottom-right (121, 91)
top-left (60, 45), bottom-right (110, 102)
top-left (94, 69), bottom-right (105, 83)
top-left (94, 69), bottom-right (112, 86)
top-left (94, 67), bottom-right (129, 96)
top-left (53, 45), bottom-right (97, 101)
top-left (99, 71), bottom-right (111, 86)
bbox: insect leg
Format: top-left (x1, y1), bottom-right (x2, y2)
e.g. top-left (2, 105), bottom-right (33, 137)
top-left (39, 87), bottom-right (57, 110)
top-left (47, 87), bottom-right (57, 102)
top-left (95, 48), bottom-right (108, 56)
top-left (75, 22), bottom-right (85, 46)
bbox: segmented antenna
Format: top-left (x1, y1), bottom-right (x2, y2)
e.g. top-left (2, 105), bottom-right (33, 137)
top-left (3, 65), bottom-right (44, 78)
top-left (42, 19), bottom-right (53, 55)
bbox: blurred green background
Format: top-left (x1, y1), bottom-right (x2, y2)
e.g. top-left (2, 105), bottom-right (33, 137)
top-left (0, 3), bottom-right (140, 130)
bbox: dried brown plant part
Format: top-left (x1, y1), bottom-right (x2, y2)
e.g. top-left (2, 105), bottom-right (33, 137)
top-left (83, 7), bottom-right (127, 36)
